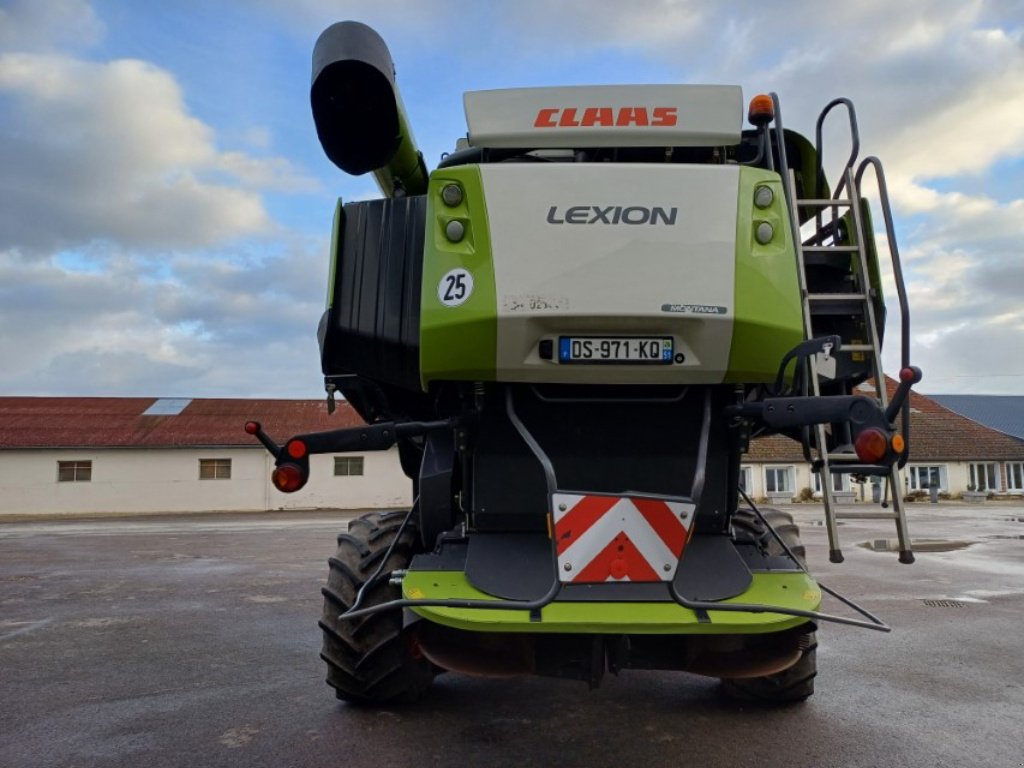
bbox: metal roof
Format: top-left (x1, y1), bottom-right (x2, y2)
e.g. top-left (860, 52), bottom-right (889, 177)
top-left (929, 395), bottom-right (1024, 442)
top-left (141, 398), bottom-right (192, 416)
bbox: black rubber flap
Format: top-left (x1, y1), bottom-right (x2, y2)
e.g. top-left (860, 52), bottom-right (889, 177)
top-left (409, 541), bottom-right (468, 572)
top-left (464, 533), bottom-right (556, 601)
top-left (673, 534), bottom-right (752, 601)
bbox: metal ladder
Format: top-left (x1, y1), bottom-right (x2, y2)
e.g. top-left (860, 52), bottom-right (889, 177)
top-left (773, 95), bottom-right (915, 564)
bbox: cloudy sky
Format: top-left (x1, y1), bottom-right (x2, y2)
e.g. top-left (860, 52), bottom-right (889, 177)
top-left (1, 0), bottom-right (1022, 398)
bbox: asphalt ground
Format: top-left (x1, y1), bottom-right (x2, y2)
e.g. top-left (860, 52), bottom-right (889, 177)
top-left (1, 504), bottom-right (1021, 768)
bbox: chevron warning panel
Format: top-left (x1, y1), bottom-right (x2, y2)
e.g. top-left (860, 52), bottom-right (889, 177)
top-left (552, 492), bottom-right (696, 583)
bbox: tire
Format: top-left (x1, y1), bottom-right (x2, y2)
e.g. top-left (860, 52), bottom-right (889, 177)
top-left (732, 506), bottom-right (806, 566)
top-left (319, 510), bottom-right (434, 705)
top-left (723, 507), bottom-right (817, 704)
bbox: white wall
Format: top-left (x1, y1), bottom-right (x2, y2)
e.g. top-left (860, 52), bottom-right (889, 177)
top-left (0, 447), bottom-right (412, 516)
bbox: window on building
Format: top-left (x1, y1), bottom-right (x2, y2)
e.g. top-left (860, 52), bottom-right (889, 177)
top-left (907, 465), bottom-right (946, 491)
top-left (199, 458), bottom-right (232, 480)
top-left (57, 460), bottom-right (92, 482)
top-left (765, 466), bottom-right (792, 493)
top-left (813, 472), bottom-right (848, 493)
top-left (738, 466), bottom-right (753, 495)
top-left (1006, 462), bottom-right (1024, 492)
top-left (969, 462), bottom-right (999, 492)
top-left (334, 456), bottom-right (365, 477)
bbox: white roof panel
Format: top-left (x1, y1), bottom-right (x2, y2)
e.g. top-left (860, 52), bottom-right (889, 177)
top-left (464, 85), bottom-right (743, 149)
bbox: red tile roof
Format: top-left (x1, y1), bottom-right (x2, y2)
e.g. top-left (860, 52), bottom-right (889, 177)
top-left (748, 379), bottom-right (1024, 462)
top-left (0, 397), bottom-right (363, 449)
top-left (3, 381), bottom-right (1022, 462)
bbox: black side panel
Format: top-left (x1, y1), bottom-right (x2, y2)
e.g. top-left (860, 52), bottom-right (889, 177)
top-left (319, 196), bottom-right (426, 395)
top-left (464, 533), bottom-right (555, 601)
top-left (470, 385), bottom-right (732, 533)
top-left (417, 430), bottom-right (456, 549)
top-left (673, 535), bottom-right (752, 601)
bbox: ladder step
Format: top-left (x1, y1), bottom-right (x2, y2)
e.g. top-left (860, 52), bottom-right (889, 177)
top-left (802, 245), bottom-right (859, 253)
top-left (839, 344), bottom-right (874, 352)
top-left (803, 253), bottom-right (857, 268)
top-left (797, 198), bottom-right (855, 207)
top-left (807, 293), bottom-right (867, 301)
top-left (835, 512), bottom-right (899, 520)
top-left (827, 464), bottom-right (891, 476)
top-left (827, 453), bottom-right (861, 462)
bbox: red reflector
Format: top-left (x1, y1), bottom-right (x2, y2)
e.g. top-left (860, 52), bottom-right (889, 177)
top-left (272, 464), bottom-right (307, 493)
top-left (244, 421), bottom-right (260, 435)
top-left (286, 440), bottom-right (307, 459)
top-left (855, 428), bottom-right (888, 463)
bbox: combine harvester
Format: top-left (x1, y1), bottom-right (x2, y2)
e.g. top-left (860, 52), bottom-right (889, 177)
top-left (246, 21), bottom-right (921, 704)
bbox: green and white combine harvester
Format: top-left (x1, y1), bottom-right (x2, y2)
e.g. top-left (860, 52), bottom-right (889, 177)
top-left (246, 21), bottom-right (923, 704)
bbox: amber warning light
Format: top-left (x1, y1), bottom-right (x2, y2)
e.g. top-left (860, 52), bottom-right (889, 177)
top-left (748, 94), bottom-right (775, 126)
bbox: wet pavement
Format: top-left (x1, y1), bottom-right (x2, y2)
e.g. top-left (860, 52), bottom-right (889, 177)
top-left (0, 504), bottom-right (1021, 768)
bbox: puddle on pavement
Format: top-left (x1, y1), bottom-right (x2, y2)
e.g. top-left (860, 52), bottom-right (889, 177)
top-left (1000, 516), bottom-right (1024, 523)
top-left (984, 534), bottom-right (1024, 540)
top-left (861, 538), bottom-right (973, 553)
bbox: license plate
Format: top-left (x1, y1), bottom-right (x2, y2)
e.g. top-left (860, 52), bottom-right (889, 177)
top-left (558, 336), bottom-right (673, 364)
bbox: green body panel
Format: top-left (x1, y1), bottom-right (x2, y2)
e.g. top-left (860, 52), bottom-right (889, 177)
top-left (403, 569), bottom-right (820, 635)
top-left (725, 167), bottom-right (805, 382)
top-left (784, 129), bottom-right (830, 223)
top-left (373, 91), bottom-right (428, 197)
top-left (419, 165), bottom-right (805, 386)
top-left (419, 166), bottom-right (498, 386)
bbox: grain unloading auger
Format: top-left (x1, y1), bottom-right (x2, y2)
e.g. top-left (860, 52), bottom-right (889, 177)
top-left (246, 21), bottom-right (921, 704)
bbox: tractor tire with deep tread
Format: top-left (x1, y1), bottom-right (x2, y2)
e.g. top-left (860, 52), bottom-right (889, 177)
top-left (732, 506), bottom-right (806, 565)
top-left (319, 510), bottom-right (434, 705)
top-left (723, 507), bottom-right (817, 704)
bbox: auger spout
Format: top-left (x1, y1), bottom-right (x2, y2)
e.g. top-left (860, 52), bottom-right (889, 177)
top-left (310, 21), bottom-right (427, 197)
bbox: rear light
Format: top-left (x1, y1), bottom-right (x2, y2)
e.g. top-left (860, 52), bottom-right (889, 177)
top-left (286, 439), bottom-right (308, 459)
top-left (272, 463), bottom-right (307, 493)
top-left (890, 434), bottom-right (906, 454)
top-left (855, 428), bottom-right (889, 463)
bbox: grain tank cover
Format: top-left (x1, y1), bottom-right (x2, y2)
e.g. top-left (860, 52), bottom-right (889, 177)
top-left (463, 85), bottom-right (743, 149)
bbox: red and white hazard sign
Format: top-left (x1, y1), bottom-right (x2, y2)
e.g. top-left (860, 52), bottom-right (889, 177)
top-left (552, 492), bottom-right (695, 583)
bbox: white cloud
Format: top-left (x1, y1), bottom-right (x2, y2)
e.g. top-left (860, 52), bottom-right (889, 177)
top-left (878, 59), bottom-right (1024, 184)
top-left (0, 0), bottom-right (104, 52)
top-left (4, 0), bottom-right (1023, 397)
top-left (0, 240), bottom-right (329, 397)
top-left (0, 51), bottom-right (318, 254)
top-left (216, 151), bottom-right (320, 193)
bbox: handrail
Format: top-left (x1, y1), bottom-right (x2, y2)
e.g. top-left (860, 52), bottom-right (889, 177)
top-left (770, 93), bottom-right (814, 463)
top-left (855, 156), bottom-right (913, 468)
top-left (815, 97), bottom-right (861, 203)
